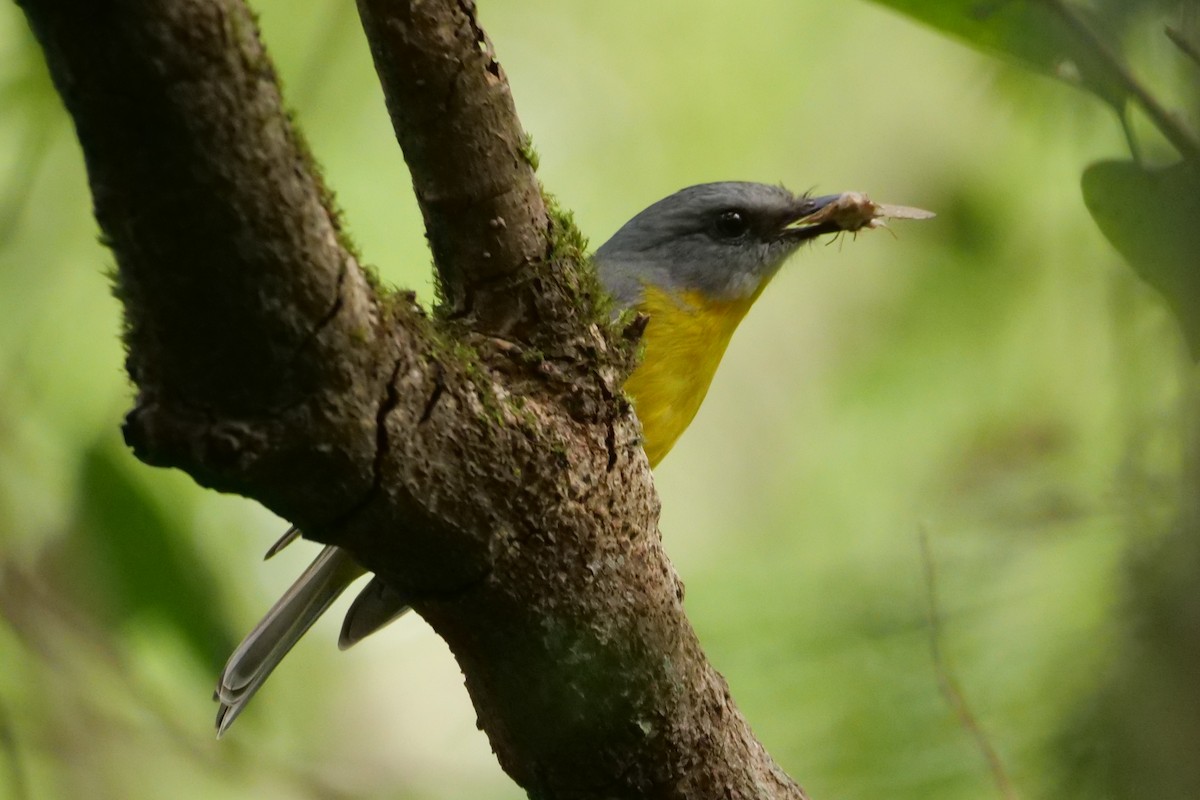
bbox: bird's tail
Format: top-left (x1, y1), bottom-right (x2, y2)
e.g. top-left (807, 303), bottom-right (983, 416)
top-left (215, 545), bottom-right (364, 736)
top-left (339, 575), bottom-right (412, 650)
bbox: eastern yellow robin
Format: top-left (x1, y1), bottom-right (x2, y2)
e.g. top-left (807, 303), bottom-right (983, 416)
top-left (215, 182), bottom-right (926, 734)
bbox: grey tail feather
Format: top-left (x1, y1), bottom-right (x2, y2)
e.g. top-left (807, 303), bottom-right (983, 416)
top-left (263, 525), bottom-right (302, 560)
top-left (338, 575), bottom-right (412, 650)
top-left (215, 545), bottom-right (365, 737)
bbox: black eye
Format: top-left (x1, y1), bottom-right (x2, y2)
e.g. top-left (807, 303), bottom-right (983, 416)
top-left (712, 209), bottom-right (749, 240)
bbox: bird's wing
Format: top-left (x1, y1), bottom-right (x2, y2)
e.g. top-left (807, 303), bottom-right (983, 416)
top-left (215, 544), bottom-right (364, 736)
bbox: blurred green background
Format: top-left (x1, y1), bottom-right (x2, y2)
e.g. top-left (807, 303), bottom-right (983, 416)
top-left (2, 1), bottom-right (1198, 798)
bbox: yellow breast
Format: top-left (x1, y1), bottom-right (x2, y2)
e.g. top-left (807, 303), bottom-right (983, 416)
top-left (624, 283), bottom-right (763, 467)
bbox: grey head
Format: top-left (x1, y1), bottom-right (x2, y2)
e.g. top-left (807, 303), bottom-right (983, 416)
top-left (594, 182), bottom-right (840, 307)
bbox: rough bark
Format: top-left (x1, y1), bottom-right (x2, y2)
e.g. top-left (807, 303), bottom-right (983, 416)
top-left (356, 0), bottom-right (551, 334)
top-left (15, 0), bottom-right (811, 797)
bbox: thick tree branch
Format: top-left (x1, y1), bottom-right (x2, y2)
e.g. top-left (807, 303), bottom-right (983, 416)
top-left (17, 0), bottom-right (813, 797)
top-left (356, 0), bottom-right (552, 334)
top-left (17, 0), bottom-right (404, 528)
top-left (23, 0), bottom-right (372, 409)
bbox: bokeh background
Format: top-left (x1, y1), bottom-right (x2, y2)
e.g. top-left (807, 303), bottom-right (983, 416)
top-left (2, 1), bottom-right (1197, 798)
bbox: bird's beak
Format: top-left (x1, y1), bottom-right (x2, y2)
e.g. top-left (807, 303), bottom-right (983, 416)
top-left (780, 194), bottom-right (845, 242)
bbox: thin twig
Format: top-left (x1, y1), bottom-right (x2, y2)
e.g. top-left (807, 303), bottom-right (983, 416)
top-left (1041, 0), bottom-right (1200, 162)
top-left (918, 529), bottom-right (1020, 800)
top-left (1118, 108), bottom-right (1143, 165)
top-left (1165, 25), bottom-right (1200, 72)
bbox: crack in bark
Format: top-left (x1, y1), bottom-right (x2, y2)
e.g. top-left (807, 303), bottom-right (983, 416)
top-left (442, 0), bottom-right (490, 120)
top-left (371, 355), bottom-right (405, 497)
top-left (455, 0), bottom-right (493, 69)
top-left (592, 367), bottom-right (620, 472)
top-left (314, 353), bottom-right (405, 539)
top-left (295, 258), bottom-right (349, 356)
top-left (419, 362), bottom-right (446, 424)
top-left (604, 421), bottom-right (618, 472)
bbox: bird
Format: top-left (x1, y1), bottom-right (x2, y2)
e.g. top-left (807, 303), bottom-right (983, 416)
top-left (214, 181), bottom-right (912, 735)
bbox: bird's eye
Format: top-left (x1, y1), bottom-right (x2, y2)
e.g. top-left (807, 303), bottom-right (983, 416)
top-left (712, 209), bottom-right (749, 240)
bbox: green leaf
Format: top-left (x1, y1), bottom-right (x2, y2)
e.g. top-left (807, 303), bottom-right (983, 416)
top-left (868, 0), bottom-right (1128, 109)
top-left (72, 437), bottom-right (235, 671)
top-left (1082, 159), bottom-right (1200, 356)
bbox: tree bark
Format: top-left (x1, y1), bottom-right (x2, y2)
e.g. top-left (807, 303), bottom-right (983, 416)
top-left (15, 0), bottom-right (811, 797)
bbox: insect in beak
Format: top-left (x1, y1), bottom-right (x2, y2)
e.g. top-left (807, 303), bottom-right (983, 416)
top-left (785, 191), bottom-right (935, 237)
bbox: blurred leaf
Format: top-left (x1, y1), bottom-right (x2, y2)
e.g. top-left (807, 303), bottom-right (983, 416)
top-left (1052, 522), bottom-right (1200, 799)
top-left (1081, 159), bottom-right (1200, 356)
top-left (72, 437), bottom-right (233, 671)
top-left (868, 0), bottom-right (1128, 109)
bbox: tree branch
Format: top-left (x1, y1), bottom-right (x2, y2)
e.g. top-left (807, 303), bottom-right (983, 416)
top-left (356, 0), bottom-right (552, 334)
top-left (16, 0), bottom-right (813, 797)
top-left (17, 0), bottom-right (404, 528)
